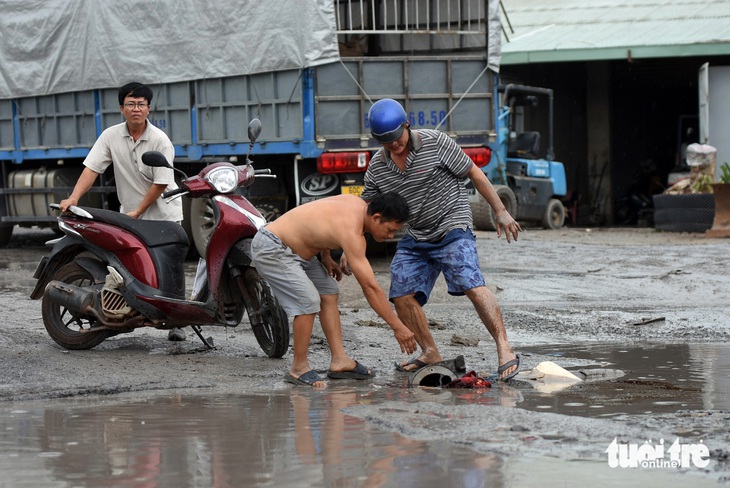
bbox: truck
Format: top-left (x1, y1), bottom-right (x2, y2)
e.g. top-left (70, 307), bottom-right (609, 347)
top-left (0, 1), bottom-right (567, 256)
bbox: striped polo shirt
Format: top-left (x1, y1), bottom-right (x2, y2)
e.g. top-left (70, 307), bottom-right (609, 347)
top-left (362, 129), bottom-right (474, 242)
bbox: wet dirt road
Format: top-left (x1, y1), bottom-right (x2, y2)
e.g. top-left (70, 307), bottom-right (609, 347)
top-left (0, 227), bottom-right (729, 486)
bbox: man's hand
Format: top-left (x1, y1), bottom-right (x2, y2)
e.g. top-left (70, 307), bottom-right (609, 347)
top-left (394, 326), bottom-right (417, 354)
top-left (339, 253), bottom-right (352, 276)
top-left (495, 211), bottom-right (522, 243)
top-left (320, 252), bottom-right (343, 281)
top-left (59, 197), bottom-right (78, 213)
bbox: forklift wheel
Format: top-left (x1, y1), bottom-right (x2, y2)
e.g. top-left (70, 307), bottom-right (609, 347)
top-left (541, 198), bottom-right (566, 229)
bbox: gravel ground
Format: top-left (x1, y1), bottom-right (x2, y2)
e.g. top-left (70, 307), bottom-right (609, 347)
top-left (1, 225), bottom-right (729, 482)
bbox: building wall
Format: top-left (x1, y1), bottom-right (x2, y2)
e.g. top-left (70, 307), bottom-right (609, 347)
top-left (586, 62), bottom-right (612, 225)
top-left (502, 55), bottom-right (730, 226)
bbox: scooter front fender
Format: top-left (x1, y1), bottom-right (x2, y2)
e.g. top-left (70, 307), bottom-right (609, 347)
top-left (205, 195), bottom-right (261, 300)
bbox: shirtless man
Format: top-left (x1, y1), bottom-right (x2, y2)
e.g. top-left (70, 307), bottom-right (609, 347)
top-left (250, 192), bottom-right (417, 388)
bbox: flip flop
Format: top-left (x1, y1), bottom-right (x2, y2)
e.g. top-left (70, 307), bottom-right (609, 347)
top-left (284, 370), bottom-right (325, 386)
top-left (497, 354), bottom-right (522, 382)
top-left (394, 357), bottom-right (428, 373)
top-left (327, 361), bottom-right (375, 380)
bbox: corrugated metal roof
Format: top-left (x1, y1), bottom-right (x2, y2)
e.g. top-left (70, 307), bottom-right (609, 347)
top-left (500, 0), bottom-right (730, 64)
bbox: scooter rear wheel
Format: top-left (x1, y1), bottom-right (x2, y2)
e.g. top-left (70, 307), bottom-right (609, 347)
top-left (42, 261), bottom-right (111, 350)
top-left (243, 268), bottom-right (289, 358)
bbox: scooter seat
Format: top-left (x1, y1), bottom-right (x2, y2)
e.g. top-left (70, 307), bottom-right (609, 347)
top-left (73, 206), bottom-right (189, 248)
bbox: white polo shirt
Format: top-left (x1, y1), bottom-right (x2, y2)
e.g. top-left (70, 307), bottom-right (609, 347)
top-left (84, 120), bottom-right (184, 222)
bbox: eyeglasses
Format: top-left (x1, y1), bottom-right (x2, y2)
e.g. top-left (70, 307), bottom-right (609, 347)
top-left (123, 102), bottom-right (149, 109)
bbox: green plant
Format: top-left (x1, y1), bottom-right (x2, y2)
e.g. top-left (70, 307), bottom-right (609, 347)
top-left (691, 173), bottom-right (714, 193)
top-left (720, 162), bottom-right (730, 184)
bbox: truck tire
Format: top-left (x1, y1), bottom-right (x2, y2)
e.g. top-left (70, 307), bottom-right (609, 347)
top-left (652, 193), bottom-right (714, 211)
top-left (654, 208), bottom-right (714, 232)
top-left (188, 197), bottom-right (282, 257)
top-left (471, 185), bottom-right (517, 231)
top-left (180, 194), bottom-right (199, 259)
top-left (255, 201), bottom-right (283, 222)
top-left (541, 198), bottom-right (565, 229)
top-left (652, 194), bottom-right (714, 232)
top-left (190, 197), bottom-right (216, 258)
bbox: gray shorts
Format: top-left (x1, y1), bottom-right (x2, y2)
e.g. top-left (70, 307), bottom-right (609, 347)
top-left (250, 226), bottom-right (339, 317)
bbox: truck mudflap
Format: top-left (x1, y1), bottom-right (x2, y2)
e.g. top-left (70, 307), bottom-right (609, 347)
top-left (296, 160), bottom-right (342, 205)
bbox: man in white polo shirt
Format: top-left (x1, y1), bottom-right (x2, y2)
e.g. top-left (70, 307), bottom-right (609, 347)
top-left (60, 82), bottom-right (186, 341)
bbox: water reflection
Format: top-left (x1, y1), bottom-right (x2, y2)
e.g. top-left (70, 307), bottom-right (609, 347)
top-left (0, 390), bottom-right (505, 487)
top-left (29, 393), bottom-right (296, 486)
top-left (288, 388), bottom-right (504, 487)
top-left (517, 342), bottom-right (730, 416)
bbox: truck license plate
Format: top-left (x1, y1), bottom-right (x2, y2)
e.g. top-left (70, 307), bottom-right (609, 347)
top-left (342, 185), bottom-right (363, 196)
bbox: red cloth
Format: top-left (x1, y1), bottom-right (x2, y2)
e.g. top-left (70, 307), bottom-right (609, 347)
top-left (446, 370), bottom-right (491, 389)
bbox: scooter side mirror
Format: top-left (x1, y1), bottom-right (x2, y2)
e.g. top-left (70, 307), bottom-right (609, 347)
top-left (247, 118), bottom-right (262, 143)
top-left (141, 151), bottom-right (172, 168)
top-left (142, 150), bottom-right (189, 180)
top-left (244, 119), bottom-right (262, 166)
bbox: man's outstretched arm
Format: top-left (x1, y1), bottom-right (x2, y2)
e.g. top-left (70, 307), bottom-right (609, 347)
top-left (346, 248), bottom-right (416, 354)
top-left (60, 167), bottom-right (100, 212)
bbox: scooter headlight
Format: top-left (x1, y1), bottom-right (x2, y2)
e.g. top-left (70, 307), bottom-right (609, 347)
top-left (206, 166), bottom-right (238, 193)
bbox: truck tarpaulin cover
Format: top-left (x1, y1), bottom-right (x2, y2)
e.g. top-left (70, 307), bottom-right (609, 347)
top-left (0, 0), bottom-right (339, 99)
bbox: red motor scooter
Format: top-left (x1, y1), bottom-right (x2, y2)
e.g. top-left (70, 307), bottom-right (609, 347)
top-left (30, 119), bottom-right (289, 357)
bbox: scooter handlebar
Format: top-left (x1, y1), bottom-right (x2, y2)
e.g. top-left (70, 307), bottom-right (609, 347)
top-left (253, 168), bottom-right (276, 179)
top-left (162, 187), bottom-right (189, 200)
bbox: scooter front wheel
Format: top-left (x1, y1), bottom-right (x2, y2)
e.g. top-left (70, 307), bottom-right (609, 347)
top-left (243, 268), bottom-right (289, 358)
top-left (41, 261), bottom-right (111, 350)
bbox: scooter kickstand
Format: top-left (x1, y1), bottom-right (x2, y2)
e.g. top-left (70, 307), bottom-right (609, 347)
top-left (191, 325), bottom-right (215, 349)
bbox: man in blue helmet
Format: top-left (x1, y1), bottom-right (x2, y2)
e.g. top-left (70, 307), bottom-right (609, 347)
top-left (352, 98), bottom-right (523, 381)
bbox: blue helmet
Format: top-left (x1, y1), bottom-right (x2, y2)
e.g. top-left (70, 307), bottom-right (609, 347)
top-left (369, 99), bottom-right (407, 144)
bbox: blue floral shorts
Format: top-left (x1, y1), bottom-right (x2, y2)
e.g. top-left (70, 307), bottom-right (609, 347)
top-left (389, 228), bottom-right (485, 306)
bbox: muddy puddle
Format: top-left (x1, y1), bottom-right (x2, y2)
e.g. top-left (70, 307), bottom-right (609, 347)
top-left (0, 258), bottom-right (45, 293)
top-left (516, 342), bottom-right (730, 417)
top-left (0, 342), bottom-right (727, 487)
top-left (0, 388), bottom-right (721, 488)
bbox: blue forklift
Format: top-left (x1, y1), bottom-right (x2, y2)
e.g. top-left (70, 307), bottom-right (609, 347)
top-left (469, 84), bottom-right (568, 230)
